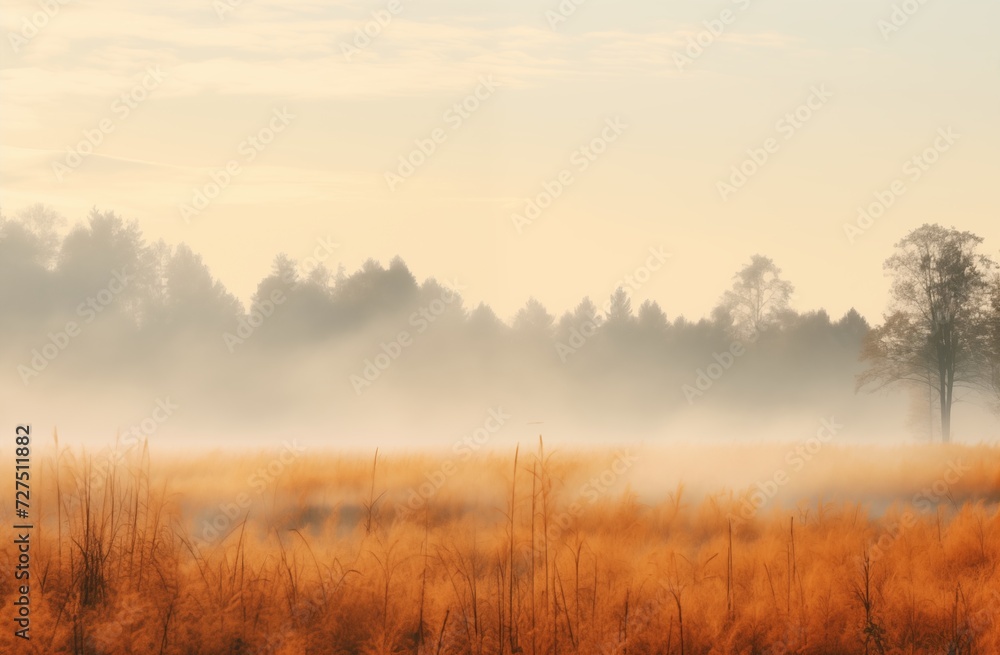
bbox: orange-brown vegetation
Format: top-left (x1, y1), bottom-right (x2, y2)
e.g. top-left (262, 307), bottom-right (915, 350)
top-left (2, 439), bottom-right (999, 654)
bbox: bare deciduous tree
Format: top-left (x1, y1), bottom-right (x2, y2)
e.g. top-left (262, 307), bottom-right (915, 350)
top-left (858, 224), bottom-right (995, 442)
top-left (721, 255), bottom-right (794, 339)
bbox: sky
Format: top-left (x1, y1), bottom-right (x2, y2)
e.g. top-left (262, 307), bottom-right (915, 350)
top-left (2, 0), bottom-right (998, 324)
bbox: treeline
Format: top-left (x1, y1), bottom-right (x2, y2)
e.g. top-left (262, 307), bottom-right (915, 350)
top-left (2, 205), bottom-right (879, 437)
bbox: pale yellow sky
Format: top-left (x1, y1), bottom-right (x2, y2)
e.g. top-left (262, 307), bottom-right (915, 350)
top-left (2, 0), bottom-right (998, 323)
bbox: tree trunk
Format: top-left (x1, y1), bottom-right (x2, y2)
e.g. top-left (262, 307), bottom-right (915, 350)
top-left (936, 337), bottom-right (953, 443)
top-left (938, 356), bottom-right (948, 443)
top-left (941, 399), bottom-right (951, 443)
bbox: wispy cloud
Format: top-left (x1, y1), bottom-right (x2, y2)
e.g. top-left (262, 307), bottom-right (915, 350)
top-left (1, 3), bottom-right (805, 108)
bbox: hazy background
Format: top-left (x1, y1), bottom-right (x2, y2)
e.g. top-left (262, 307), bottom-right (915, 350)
top-left (1, 0), bottom-right (999, 449)
top-left (2, 207), bottom-right (999, 451)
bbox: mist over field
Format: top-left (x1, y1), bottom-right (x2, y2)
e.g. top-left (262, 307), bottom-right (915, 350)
top-left (4, 208), bottom-right (999, 450)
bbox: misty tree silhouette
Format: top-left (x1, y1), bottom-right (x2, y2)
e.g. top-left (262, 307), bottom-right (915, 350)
top-left (8, 206), bottom-right (999, 437)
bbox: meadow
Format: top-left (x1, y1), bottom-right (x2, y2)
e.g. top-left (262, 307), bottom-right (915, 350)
top-left (2, 437), bottom-right (999, 655)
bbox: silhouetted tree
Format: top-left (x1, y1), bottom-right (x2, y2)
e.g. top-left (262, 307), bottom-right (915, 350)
top-left (385, 256), bottom-right (420, 305)
top-left (334, 257), bottom-right (419, 326)
top-left (56, 208), bottom-right (156, 323)
top-left (254, 254), bottom-right (299, 305)
top-left (635, 300), bottom-right (670, 371)
top-left (468, 302), bottom-right (505, 337)
top-left (637, 300), bottom-right (668, 333)
top-left (603, 287), bottom-right (638, 359)
top-left (513, 297), bottom-right (554, 338)
top-left (557, 297), bottom-right (600, 345)
top-left (418, 278), bottom-right (465, 324)
top-left (573, 297), bottom-right (600, 326)
top-left (0, 213), bottom-right (59, 324)
top-left (163, 244), bottom-right (242, 325)
top-left (858, 225), bottom-right (995, 442)
top-left (15, 203), bottom-right (64, 268)
top-left (835, 308), bottom-right (870, 345)
top-left (986, 274), bottom-right (1000, 409)
top-left (721, 255), bottom-right (794, 339)
top-left (606, 287), bottom-right (633, 325)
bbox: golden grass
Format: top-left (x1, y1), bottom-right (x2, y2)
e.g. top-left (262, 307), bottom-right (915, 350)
top-left (2, 439), bottom-right (1000, 654)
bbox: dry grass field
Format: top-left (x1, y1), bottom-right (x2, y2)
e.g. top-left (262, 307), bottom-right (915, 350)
top-left (3, 437), bottom-right (1000, 655)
